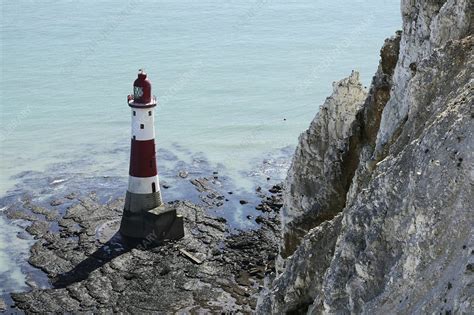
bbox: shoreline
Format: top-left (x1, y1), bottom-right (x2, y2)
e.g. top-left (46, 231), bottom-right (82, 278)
top-left (0, 167), bottom-right (285, 312)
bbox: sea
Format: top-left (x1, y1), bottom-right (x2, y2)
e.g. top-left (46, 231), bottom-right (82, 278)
top-left (0, 0), bottom-right (401, 303)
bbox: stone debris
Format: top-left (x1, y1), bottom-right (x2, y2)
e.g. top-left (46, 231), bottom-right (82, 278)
top-left (178, 170), bottom-right (189, 178)
top-left (0, 298), bottom-right (6, 312)
top-left (179, 248), bottom-right (203, 265)
top-left (50, 199), bottom-right (63, 207)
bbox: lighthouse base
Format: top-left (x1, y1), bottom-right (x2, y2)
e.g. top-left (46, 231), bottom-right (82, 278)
top-left (119, 205), bottom-right (184, 242)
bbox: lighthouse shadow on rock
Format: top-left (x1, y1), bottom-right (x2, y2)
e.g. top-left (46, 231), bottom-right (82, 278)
top-left (119, 70), bottom-right (184, 242)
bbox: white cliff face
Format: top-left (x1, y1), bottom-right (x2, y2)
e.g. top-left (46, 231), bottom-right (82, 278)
top-left (260, 0), bottom-right (473, 313)
top-left (324, 35), bottom-right (473, 313)
top-left (260, 31), bottom-right (402, 312)
top-left (375, 0), bottom-right (472, 156)
top-left (281, 71), bottom-right (367, 258)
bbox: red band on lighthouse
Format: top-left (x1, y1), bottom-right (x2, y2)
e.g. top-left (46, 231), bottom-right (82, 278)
top-left (129, 139), bottom-right (158, 177)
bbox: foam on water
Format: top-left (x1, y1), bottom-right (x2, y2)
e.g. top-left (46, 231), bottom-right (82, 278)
top-left (0, 214), bottom-right (31, 294)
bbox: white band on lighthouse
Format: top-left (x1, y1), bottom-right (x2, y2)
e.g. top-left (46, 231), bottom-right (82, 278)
top-left (128, 175), bottom-right (161, 194)
top-left (131, 108), bottom-right (156, 141)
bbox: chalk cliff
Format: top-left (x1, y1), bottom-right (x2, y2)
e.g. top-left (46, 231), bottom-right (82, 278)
top-left (259, 0), bottom-right (473, 313)
top-left (281, 70), bottom-right (368, 259)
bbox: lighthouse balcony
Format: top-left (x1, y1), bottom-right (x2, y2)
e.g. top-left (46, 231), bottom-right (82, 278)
top-left (128, 95), bottom-right (157, 108)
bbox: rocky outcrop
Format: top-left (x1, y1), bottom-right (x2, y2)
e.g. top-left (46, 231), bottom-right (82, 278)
top-left (260, 0), bottom-right (473, 313)
top-left (324, 36), bottom-right (473, 313)
top-left (260, 31), bottom-right (402, 313)
top-left (281, 31), bottom-right (403, 259)
top-left (282, 71), bottom-right (367, 258)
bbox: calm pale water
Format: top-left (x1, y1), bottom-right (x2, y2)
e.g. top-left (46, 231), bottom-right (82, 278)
top-left (0, 0), bottom-right (401, 298)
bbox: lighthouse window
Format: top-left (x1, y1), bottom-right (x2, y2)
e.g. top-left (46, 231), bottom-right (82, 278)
top-left (133, 111), bottom-right (136, 116)
top-left (148, 111), bottom-right (152, 116)
top-left (151, 182), bottom-right (156, 193)
top-left (140, 124), bottom-right (144, 129)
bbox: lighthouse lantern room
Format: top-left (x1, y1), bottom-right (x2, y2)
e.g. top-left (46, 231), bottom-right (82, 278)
top-left (119, 70), bottom-right (184, 242)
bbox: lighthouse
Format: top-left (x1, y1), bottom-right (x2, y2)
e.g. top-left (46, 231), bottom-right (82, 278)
top-left (120, 70), bottom-right (184, 242)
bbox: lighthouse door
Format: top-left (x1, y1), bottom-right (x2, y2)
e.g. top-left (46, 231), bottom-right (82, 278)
top-left (152, 182), bottom-right (156, 193)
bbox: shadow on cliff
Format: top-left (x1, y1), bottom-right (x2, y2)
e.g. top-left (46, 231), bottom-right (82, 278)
top-left (52, 233), bottom-right (158, 288)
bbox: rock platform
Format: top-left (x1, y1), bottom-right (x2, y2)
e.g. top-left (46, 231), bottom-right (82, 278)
top-left (7, 182), bottom-right (283, 313)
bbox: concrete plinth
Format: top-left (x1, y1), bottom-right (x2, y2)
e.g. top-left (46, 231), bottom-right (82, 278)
top-left (120, 204), bottom-right (184, 242)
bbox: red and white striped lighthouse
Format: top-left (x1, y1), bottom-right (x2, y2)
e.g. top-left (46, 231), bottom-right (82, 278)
top-left (120, 70), bottom-right (184, 241)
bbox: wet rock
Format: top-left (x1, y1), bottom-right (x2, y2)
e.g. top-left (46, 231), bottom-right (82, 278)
top-left (16, 231), bottom-right (30, 240)
top-left (190, 178), bottom-right (211, 192)
top-left (268, 184), bottom-right (282, 194)
top-left (215, 217), bottom-right (226, 224)
top-left (6, 207), bottom-right (37, 221)
top-left (255, 216), bottom-right (264, 225)
top-left (190, 177), bottom-right (226, 208)
top-left (26, 221), bottom-right (50, 239)
top-left (27, 203), bottom-right (59, 221)
top-left (239, 200), bottom-right (248, 205)
top-left (178, 170), bottom-right (189, 178)
top-left (466, 264), bottom-right (474, 273)
top-left (50, 199), bottom-right (63, 206)
top-left (26, 273), bottom-right (39, 289)
top-left (64, 193), bottom-right (77, 200)
top-left (255, 184), bottom-right (284, 214)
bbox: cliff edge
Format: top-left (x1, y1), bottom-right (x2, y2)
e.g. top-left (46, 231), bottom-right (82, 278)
top-left (259, 0), bottom-right (473, 313)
